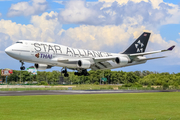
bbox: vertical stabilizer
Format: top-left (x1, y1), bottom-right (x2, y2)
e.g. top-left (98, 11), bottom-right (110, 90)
top-left (123, 32), bottom-right (151, 54)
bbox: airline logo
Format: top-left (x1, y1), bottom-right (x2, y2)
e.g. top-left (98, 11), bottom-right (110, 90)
top-left (35, 53), bottom-right (40, 58)
top-left (35, 53), bottom-right (52, 59)
top-left (135, 40), bottom-right (144, 52)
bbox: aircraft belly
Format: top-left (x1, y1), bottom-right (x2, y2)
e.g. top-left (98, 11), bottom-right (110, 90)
top-left (57, 62), bottom-right (78, 68)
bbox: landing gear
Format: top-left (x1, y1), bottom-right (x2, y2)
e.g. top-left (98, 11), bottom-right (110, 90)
top-left (61, 68), bottom-right (89, 77)
top-left (74, 69), bottom-right (89, 76)
top-left (20, 61), bottom-right (25, 70)
top-left (61, 67), bottom-right (69, 77)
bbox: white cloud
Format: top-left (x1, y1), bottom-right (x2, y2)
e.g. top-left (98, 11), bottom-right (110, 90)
top-left (7, 0), bottom-right (48, 17)
top-left (99, 0), bottom-right (163, 9)
top-left (57, 0), bottom-right (180, 28)
top-left (0, 13), bottom-right (2, 17)
top-left (0, 11), bottom-right (61, 52)
top-left (57, 25), bottom-right (134, 51)
top-left (59, 0), bottom-right (97, 24)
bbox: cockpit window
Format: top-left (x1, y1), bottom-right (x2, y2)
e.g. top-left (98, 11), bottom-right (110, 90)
top-left (16, 42), bottom-right (23, 44)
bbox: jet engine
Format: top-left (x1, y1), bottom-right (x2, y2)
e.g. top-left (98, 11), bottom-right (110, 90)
top-left (115, 57), bottom-right (129, 65)
top-left (34, 64), bottom-right (52, 70)
top-left (77, 60), bottom-right (91, 69)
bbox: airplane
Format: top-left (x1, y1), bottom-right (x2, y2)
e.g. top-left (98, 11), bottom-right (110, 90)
top-left (5, 32), bottom-right (175, 77)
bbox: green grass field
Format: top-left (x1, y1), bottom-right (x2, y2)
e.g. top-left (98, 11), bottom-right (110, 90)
top-left (1, 92), bottom-right (180, 120)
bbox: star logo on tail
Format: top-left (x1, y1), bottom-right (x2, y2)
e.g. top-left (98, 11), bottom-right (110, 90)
top-left (135, 40), bottom-right (144, 52)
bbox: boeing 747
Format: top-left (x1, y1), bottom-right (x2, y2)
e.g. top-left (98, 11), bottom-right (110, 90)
top-left (5, 32), bottom-right (175, 77)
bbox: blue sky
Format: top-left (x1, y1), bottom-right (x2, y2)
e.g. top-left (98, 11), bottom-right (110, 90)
top-left (0, 0), bottom-right (180, 73)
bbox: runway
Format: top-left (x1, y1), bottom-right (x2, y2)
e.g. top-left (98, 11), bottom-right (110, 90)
top-left (0, 90), bottom-right (179, 96)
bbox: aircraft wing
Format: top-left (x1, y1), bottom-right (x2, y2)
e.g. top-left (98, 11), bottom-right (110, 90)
top-left (55, 56), bottom-right (118, 63)
top-left (129, 45), bottom-right (175, 57)
top-left (93, 56), bottom-right (117, 63)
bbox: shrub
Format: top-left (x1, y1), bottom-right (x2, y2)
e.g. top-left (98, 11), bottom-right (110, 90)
top-left (118, 86), bottom-right (122, 89)
top-left (100, 87), bottom-right (108, 90)
top-left (38, 81), bottom-right (48, 85)
top-left (163, 83), bottom-right (169, 90)
top-left (94, 81), bottom-right (99, 85)
top-left (151, 87), bottom-right (155, 90)
top-left (173, 82), bottom-right (179, 89)
top-left (122, 83), bottom-right (132, 87)
top-left (134, 82), bottom-right (143, 87)
top-left (147, 83), bottom-right (151, 87)
top-left (108, 86), bottom-right (113, 90)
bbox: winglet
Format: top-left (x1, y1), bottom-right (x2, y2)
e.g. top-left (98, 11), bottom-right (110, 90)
top-left (167, 45), bottom-right (175, 51)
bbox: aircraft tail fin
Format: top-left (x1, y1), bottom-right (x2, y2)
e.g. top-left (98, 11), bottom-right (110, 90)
top-left (122, 32), bottom-right (151, 54)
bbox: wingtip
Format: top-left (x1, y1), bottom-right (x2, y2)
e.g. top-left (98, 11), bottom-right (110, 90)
top-left (167, 45), bottom-right (175, 51)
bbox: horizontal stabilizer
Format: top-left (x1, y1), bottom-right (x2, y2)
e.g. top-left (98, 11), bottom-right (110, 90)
top-left (136, 56), bottom-right (166, 61)
top-left (129, 45), bottom-right (175, 57)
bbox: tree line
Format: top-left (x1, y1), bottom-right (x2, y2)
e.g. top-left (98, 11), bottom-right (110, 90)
top-left (0, 69), bottom-right (180, 86)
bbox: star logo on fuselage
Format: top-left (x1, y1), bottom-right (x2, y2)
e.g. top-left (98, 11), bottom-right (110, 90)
top-left (135, 40), bottom-right (144, 52)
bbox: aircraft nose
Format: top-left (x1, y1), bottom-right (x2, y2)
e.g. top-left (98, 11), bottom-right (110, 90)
top-left (5, 46), bottom-right (12, 55)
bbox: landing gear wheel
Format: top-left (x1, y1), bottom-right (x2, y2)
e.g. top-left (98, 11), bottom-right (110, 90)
top-left (64, 73), bottom-right (69, 77)
top-left (20, 66), bottom-right (25, 70)
top-left (82, 69), bottom-right (89, 76)
top-left (61, 67), bottom-right (69, 77)
top-left (74, 70), bottom-right (89, 76)
top-left (74, 72), bottom-right (80, 76)
top-left (20, 61), bottom-right (25, 70)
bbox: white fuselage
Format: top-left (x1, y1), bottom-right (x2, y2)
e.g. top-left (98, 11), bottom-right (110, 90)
top-left (5, 40), bottom-right (146, 70)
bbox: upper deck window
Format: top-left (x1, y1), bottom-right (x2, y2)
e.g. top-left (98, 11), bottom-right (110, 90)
top-left (16, 42), bottom-right (23, 44)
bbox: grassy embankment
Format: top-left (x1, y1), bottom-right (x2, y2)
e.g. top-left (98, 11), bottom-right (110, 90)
top-left (0, 92), bottom-right (180, 120)
top-left (0, 84), bottom-right (170, 91)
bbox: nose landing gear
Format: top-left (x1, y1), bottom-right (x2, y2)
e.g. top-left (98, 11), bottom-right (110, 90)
top-left (20, 61), bottom-right (25, 70)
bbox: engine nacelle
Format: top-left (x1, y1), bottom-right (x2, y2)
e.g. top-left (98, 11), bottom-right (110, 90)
top-left (34, 64), bottom-right (52, 70)
top-left (77, 60), bottom-right (91, 69)
top-left (115, 57), bottom-right (129, 65)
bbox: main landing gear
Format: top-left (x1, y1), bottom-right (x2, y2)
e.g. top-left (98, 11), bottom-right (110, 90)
top-left (61, 68), bottom-right (69, 77)
top-left (74, 69), bottom-right (89, 76)
top-left (61, 68), bottom-right (89, 77)
top-left (20, 61), bottom-right (25, 70)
